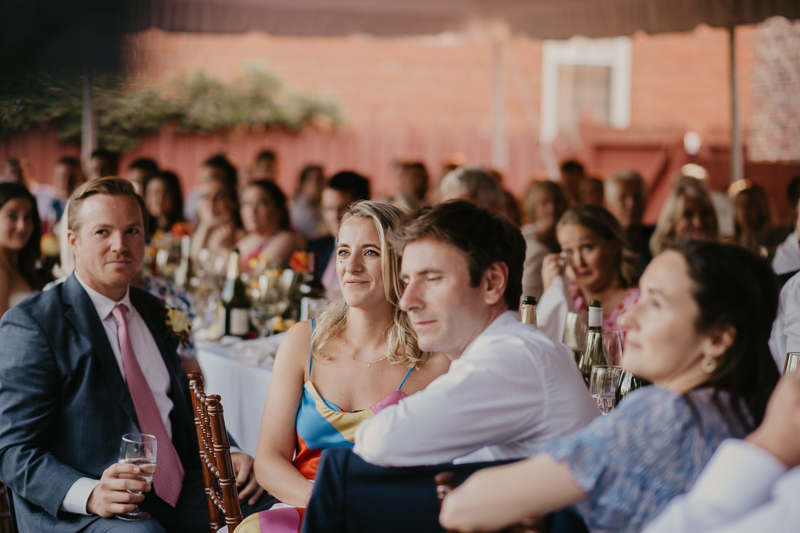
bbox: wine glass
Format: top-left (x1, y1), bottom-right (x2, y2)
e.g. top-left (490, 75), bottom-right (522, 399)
top-left (562, 311), bottom-right (588, 365)
top-left (116, 434), bottom-right (157, 522)
top-left (589, 366), bottom-right (623, 416)
top-left (784, 352), bottom-right (800, 376)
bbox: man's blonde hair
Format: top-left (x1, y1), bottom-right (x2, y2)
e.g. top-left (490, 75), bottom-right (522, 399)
top-left (67, 176), bottom-right (148, 234)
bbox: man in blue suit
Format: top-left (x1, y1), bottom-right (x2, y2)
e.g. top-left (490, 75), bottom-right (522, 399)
top-left (0, 177), bottom-right (270, 532)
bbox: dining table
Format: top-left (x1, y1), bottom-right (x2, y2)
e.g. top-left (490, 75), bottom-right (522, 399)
top-left (196, 340), bottom-right (274, 456)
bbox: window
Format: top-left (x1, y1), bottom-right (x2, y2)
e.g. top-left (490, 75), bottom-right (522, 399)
top-left (541, 36), bottom-right (631, 143)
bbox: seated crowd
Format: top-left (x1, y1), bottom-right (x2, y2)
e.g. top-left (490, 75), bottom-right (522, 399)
top-left (0, 151), bottom-right (799, 533)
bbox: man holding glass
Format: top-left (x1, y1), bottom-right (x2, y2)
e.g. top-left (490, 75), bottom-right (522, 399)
top-left (0, 177), bottom-right (271, 532)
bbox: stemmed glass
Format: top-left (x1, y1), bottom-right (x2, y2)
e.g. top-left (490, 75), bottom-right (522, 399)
top-left (589, 366), bottom-right (623, 416)
top-left (116, 434), bottom-right (157, 522)
top-left (784, 352), bottom-right (800, 376)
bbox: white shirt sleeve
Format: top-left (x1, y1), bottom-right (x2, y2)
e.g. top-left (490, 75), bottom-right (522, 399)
top-left (60, 477), bottom-right (100, 515)
top-left (770, 273), bottom-right (800, 372)
top-left (642, 439), bottom-right (788, 533)
top-left (354, 347), bottom-right (545, 467)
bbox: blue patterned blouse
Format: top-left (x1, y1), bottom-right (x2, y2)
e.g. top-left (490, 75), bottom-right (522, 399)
top-left (536, 386), bottom-right (752, 533)
top-left (142, 275), bottom-right (198, 360)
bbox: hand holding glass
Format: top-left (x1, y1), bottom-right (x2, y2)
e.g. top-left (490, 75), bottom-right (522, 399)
top-left (116, 434), bottom-right (157, 522)
top-left (590, 366), bottom-right (623, 416)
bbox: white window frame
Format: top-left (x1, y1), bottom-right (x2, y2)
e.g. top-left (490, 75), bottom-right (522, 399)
top-left (540, 36), bottom-right (632, 143)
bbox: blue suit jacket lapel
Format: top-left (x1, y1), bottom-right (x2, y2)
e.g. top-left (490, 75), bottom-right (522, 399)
top-left (62, 274), bottom-right (138, 426)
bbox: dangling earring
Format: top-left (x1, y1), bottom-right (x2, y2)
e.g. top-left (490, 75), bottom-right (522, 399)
top-left (701, 357), bottom-right (717, 374)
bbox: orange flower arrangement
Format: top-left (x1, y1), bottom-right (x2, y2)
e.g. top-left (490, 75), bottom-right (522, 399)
top-left (289, 251), bottom-right (310, 272)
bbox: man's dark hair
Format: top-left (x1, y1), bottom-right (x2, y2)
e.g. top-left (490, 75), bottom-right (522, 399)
top-left (390, 200), bottom-right (525, 310)
top-left (299, 165), bottom-right (324, 185)
top-left (326, 171), bottom-right (371, 202)
top-left (256, 150), bottom-right (277, 164)
top-left (90, 149), bottom-right (119, 176)
top-left (128, 157), bottom-right (159, 177)
top-left (560, 159), bottom-right (585, 176)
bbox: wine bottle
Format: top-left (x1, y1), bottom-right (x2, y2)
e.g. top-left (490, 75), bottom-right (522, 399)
top-left (174, 235), bottom-right (193, 289)
top-left (221, 249), bottom-right (252, 338)
top-left (577, 299), bottom-right (609, 385)
top-left (519, 296), bottom-right (538, 326)
top-left (616, 371), bottom-right (650, 404)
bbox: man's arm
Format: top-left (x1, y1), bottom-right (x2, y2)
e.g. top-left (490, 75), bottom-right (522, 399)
top-left (354, 347), bottom-right (543, 466)
top-left (0, 307), bottom-right (90, 517)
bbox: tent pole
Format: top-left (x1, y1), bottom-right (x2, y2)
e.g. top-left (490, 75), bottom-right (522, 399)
top-left (81, 68), bottom-right (98, 173)
top-left (729, 26), bottom-right (743, 184)
top-left (492, 34), bottom-right (508, 171)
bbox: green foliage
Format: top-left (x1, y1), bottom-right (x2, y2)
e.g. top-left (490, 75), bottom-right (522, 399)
top-left (0, 67), bottom-right (343, 152)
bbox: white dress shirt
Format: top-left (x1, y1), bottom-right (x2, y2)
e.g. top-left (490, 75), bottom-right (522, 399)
top-left (643, 439), bottom-right (800, 533)
top-left (772, 230), bottom-right (800, 275)
top-left (769, 271), bottom-right (800, 371)
top-left (354, 311), bottom-right (599, 466)
top-left (61, 274), bottom-right (174, 515)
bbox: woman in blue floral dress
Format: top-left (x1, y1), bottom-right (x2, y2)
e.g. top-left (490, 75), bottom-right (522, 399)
top-left (440, 240), bottom-right (780, 533)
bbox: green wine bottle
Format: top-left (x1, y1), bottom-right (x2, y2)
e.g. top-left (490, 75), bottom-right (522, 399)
top-left (520, 296), bottom-right (538, 326)
top-left (577, 299), bottom-right (609, 385)
top-left (221, 249), bottom-right (252, 338)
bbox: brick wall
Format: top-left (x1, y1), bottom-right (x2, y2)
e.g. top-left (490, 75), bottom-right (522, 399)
top-left (749, 17), bottom-right (800, 162)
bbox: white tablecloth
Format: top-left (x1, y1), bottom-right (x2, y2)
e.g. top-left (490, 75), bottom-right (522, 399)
top-left (196, 341), bottom-right (273, 456)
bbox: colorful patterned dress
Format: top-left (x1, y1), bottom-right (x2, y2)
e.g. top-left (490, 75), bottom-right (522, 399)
top-left (234, 319), bottom-right (414, 533)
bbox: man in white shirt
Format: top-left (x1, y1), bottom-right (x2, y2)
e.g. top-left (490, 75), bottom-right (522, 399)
top-left (643, 370), bottom-right (800, 533)
top-left (0, 178), bottom-right (270, 533)
top-left (354, 200), bottom-right (598, 467)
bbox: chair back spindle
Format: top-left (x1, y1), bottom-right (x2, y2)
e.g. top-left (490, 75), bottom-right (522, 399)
top-left (189, 372), bottom-right (243, 532)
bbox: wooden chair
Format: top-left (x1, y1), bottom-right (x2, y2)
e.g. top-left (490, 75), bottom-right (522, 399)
top-left (188, 372), bottom-right (243, 532)
top-left (435, 472), bottom-right (544, 533)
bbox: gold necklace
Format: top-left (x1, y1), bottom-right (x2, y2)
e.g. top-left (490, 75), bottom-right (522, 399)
top-left (342, 335), bottom-right (388, 368)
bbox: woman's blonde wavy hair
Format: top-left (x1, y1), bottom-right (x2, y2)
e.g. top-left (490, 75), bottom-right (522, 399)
top-left (311, 201), bottom-right (426, 368)
top-left (557, 204), bottom-right (639, 289)
top-left (649, 177), bottom-right (719, 256)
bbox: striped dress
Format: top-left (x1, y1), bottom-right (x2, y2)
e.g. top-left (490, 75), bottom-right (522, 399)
top-left (235, 319), bottom-right (414, 533)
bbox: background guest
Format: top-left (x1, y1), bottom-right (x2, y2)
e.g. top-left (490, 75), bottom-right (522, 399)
top-left (143, 170), bottom-right (186, 240)
top-left (126, 157), bottom-right (159, 195)
top-left (184, 153), bottom-right (240, 222)
top-left (521, 180), bottom-right (568, 299)
top-left (4, 157), bottom-right (63, 231)
top-left (540, 204), bottom-right (639, 341)
top-left (0, 183), bottom-right (44, 319)
top-left (438, 166), bottom-right (502, 212)
top-left (396, 162), bottom-right (430, 204)
top-left (87, 148), bottom-right (118, 180)
top-left (732, 184), bottom-right (773, 254)
top-left (605, 169), bottom-right (654, 273)
top-left (237, 180), bottom-right (305, 270)
top-left (559, 159), bottom-right (587, 205)
top-left (440, 240), bottom-right (780, 533)
top-left (250, 149), bottom-right (278, 182)
top-left (577, 177), bottom-right (604, 206)
top-left (53, 156), bottom-right (86, 199)
top-left (236, 201), bottom-right (449, 532)
top-left (290, 164), bottom-right (326, 239)
top-left (650, 177), bottom-right (719, 256)
top-left (772, 176), bottom-right (800, 278)
top-left (190, 163), bottom-right (242, 261)
top-left (308, 171), bottom-right (371, 292)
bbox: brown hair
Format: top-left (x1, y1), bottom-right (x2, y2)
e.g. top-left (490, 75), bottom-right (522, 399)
top-left (523, 180), bottom-right (568, 224)
top-left (68, 177), bottom-right (148, 235)
top-left (664, 239), bottom-right (779, 429)
top-left (390, 200), bottom-right (526, 310)
top-left (734, 185), bottom-right (772, 237)
top-left (557, 204), bottom-right (639, 289)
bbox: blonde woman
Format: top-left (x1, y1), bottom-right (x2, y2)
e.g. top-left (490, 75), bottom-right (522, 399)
top-left (236, 201), bottom-right (450, 533)
top-left (650, 177), bottom-right (719, 256)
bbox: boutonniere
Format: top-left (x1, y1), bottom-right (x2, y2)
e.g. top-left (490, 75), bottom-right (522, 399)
top-left (162, 306), bottom-right (192, 347)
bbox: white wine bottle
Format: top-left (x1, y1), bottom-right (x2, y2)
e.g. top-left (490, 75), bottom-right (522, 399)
top-left (577, 299), bottom-right (609, 385)
top-left (520, 296), bottom-right (537, 326)
top-left (174, 235), bottom-right (192, 289)
top-left (221, 249), bottom-right (252, 338)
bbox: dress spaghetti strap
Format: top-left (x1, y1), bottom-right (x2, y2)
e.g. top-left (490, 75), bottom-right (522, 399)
top-left (308, 318), bottom-right (316, 375)
top-left (397, 366), bottom-right (414, 391)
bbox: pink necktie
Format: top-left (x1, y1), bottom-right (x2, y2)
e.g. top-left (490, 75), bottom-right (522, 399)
top-left (112, 304), bottom-right (185, 507)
